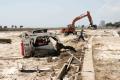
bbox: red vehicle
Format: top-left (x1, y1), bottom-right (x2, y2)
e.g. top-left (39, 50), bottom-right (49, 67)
top-left (61, 11), bottom-right (97, 35)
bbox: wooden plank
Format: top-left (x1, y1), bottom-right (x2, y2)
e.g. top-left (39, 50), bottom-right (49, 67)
top-left (0, 39), bottom-right (11, 43)
top-left (56, 56), bottom-right (73, 80)
top-left (67, 56), bottom-right (73, 69)
top-left (56, 63), bottom-right (68, 80)
top-left (66, 51), bottom-right (81, 63)
top-left (74, 66), bottom-right (80, 80)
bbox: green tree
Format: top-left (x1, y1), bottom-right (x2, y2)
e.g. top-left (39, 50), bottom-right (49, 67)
top-left (106, 22), bottom-right (113, 26)
top-left (114, 22), bottom-right (120, 27)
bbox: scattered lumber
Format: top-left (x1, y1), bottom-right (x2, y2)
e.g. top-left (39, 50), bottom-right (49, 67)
top-left (56, 56), bottom-right (73, 80)
top-left (66, 51), bottom-right (81, 63)
top-left (74, 66), bottom-right (80, 80)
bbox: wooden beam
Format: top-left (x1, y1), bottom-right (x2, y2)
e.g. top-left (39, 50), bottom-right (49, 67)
top-left (0, 39), bottom-right (11, 43)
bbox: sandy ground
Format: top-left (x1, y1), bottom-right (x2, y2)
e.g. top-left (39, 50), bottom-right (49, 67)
top-left (92, 30), bottom-right (120, 80)
top-left (0, 29), bottom-right (119, 80)
top-left (0, 31), bottom-right (57, 80)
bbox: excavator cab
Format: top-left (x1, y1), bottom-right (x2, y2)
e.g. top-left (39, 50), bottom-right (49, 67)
top-left (61, 24), bottom-right (77, 36)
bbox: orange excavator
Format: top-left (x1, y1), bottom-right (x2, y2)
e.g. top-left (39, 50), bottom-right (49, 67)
top-left (61, 11), bottom-right (97, 35)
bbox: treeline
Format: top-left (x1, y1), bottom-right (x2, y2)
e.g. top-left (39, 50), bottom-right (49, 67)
top-left (106, 21), bottom-right (120, 28)
top-left (0, 25), bottom-right (24, 29)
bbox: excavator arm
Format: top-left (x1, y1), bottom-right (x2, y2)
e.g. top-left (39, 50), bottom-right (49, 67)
top-left (87, 11), bottom-right (93, 26)
top-left (71, 11), bottom-right (93, 27)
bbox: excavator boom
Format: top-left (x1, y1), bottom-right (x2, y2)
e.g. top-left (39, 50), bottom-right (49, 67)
top-left (72, 11), bottom-right (93, 27)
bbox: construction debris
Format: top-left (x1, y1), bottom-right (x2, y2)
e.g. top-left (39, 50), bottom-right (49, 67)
top-left (18, 63), bottom-right (51, 73)
top-left (0, 29), bottom-right (120, 80)
top-left (0, 39), bottom-right (11, 43)
top-left (20, 30), bottom-right (76, 58)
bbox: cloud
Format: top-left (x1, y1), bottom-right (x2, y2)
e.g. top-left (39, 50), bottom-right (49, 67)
top-left (97, 0), bottom-right (120, 23)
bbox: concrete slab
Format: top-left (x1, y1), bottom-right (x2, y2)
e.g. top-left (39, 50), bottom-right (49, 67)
top-left (81, 36), bottom-right (95, 80)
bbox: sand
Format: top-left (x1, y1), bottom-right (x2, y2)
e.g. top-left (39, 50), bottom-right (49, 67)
top-left (0, 29), bottom-right (119, 80)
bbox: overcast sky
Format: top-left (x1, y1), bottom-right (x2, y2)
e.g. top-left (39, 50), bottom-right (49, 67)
top-left (0, 0), bottom-right (120, 27)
